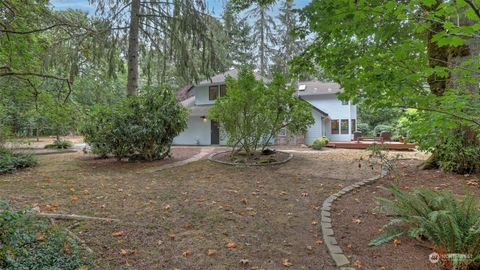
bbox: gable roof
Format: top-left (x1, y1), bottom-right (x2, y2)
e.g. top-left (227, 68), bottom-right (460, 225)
top-left (296, 80), bottom-right (342, 96)
top-left (176, 84), bottom-right (194, 101)
top-left (197, 69), bottom-right (267, 86)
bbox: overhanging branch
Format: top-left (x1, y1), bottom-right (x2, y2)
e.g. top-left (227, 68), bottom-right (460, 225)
top-left (0, 67), bottom-right (72, 103)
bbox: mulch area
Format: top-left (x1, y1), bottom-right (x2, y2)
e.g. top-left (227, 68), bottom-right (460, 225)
top-left (0, 148), bottom-right (383, 270)
top-left (332, 159), bottom-right (480, 270)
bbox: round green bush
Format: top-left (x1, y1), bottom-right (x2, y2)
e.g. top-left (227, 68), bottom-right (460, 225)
top-left (312, 136), bottom-right (329, 150)
top-left (81, 86), bottom-right (188, 161)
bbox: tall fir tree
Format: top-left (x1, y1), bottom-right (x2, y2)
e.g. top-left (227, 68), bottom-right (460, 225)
top-left (249, 2), bottom-right (277, 77)
top-left (272, 0), bottom-right (303, 79)
top-left (222, 1), bottom-right (255, 69)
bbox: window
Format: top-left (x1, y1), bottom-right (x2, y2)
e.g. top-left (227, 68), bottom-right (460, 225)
top-left (220, 85), bottom-right (227, 97)
top-left (341, 100), bottom-right (349, 105)
top-left (341, 119), bottom-right (349, 134)
top-left (351, 119), bottom-right (356, 133)
top-left (209, 86), bottom-right (218, 100)
top-left (331, 120), bottom-right (339, 134)
top-left (278, 127), bottom-right (287, 137)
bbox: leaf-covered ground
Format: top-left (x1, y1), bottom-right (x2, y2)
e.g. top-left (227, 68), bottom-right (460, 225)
top-left (0, 147), bottom-right (423, 269)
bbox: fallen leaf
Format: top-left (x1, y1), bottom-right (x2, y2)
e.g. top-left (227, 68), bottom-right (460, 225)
top-left (227, 242), bottom-right (237, 248)
top-left (467, 180), bottom-right (479, 186)
top-left (311, 221), bottom-right (318, 225)
top-left (282, 258), bottom-right (293, 267)
top-left (35, 232), bottom-right (45, 241)
top-left (393, 238), bottom-right (401, 246)
top-left (207, 249), bottom-right (218, 256)
top-left (315, 240), bottom-right (323, 245)
top-left (352, 218), bottom-right (362, 224)
top-left (241, 198), bottom-right (248, 205)
top-left (353, 259), bottom-right (362, 269)
top-left (64, 244), bottom-right (72, 253)
top-left (239, 259), bottom-right (250, 265)
top-left (301, 192), bottom-right (309, 197)
top-left (112, 230), bottom-right (125, 237)
top-left (120, 249), bottom-right (128, 256)
top-left (163, 204), bottom-right (171, 211)
top-left (70, 195), bottom-right (79, 202)
top-left (182, 250), bottom-right (193, 257)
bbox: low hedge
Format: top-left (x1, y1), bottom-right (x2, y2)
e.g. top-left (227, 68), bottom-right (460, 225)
top-left (0, 202), bottom-right (95, 269)
top-left (0, 148), bottom-right (37, 174)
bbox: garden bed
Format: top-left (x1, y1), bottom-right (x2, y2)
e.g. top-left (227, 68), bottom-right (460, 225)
top-left (332, 159), bottom-right (480, 269)
top-left (209, 150), bottom-right (293, 166)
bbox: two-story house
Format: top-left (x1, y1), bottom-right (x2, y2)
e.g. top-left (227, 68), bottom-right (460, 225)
top-left (173, 69), bottom-right (357, 146)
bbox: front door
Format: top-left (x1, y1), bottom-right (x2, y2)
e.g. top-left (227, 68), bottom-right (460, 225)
top-left (211, 120), bottom-right (220, 145)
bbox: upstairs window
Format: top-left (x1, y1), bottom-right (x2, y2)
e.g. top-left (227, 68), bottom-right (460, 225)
top-left (341, 100), bottom-right (349, 105)
top-left (331, 120), bottom-right (339, 134)
top-left (220, 85), bottom-right (227, 97)
top-left (278, 127), bottom-right (287, 137)
top-left (341, 119), bottom-right (349, 134)
top-left (209, 86), bottom-right (218, 100)
top-left (209, 85), bottom-right (227, 100)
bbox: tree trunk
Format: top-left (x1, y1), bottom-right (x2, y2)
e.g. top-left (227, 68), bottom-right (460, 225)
top-left (126, 0), bottom-right (141, 96)
top-left (421, 2), bottom-right (480, 173)
top-left (260, 7), bottom-right (265, 77)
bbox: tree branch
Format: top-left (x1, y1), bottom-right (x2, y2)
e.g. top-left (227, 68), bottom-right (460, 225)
top-left (0, 68), bottom-right (73, 103)
top-left (0, 23), bottom-right (69, 34)
top-left (464, 0), bottom-right (480, 19)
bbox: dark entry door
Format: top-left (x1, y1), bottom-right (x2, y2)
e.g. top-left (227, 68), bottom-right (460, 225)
top-left (211, 120), bottom-right (220, 145)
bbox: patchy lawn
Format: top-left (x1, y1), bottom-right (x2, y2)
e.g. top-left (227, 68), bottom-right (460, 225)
top-left (0, 148), bottom-right (398, 269)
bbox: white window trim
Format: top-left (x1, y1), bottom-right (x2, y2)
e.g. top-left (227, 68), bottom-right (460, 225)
top-left (278, 127), bottom-right (287, 137)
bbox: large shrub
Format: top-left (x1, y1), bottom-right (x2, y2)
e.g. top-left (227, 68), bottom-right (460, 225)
top-left (209, 68), bottom-right (314, 155)
top-left (0, 148), bottom-right (37, 174)
top-left (0, 202), bottom-right (95, 269)
top-left (370, 185), bottom-right (480, 270)
top-left (312, 136), bottom-right (329, 150)
top-left (82, 86), bottom-right (188, 161)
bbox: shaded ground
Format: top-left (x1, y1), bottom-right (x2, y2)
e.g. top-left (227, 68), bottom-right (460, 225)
top-left (0, 147), bottom-right (396, 269)
top-left (333, 159), bottom-right (480, 270)
top-left (6, 135), bottom-right (85, 149)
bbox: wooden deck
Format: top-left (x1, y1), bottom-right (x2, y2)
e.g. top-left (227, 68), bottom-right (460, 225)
top-left (326, 141), bottom-right (416, 150)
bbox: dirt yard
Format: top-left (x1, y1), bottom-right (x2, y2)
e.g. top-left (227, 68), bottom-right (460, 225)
top-left (0, 148), bottom-right (422, 269)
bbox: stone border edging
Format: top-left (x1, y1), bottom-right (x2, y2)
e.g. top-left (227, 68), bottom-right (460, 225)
top-left (320, 166), bottom-right (390, 270)
top-left (208, 150), bottom-right (293, 166)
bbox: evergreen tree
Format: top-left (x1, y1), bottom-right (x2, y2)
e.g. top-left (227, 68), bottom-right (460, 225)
top-left (222, 1), bottom-right (255, 69)
top-left (272, 0), bottom-right (303, 78)
top-left (248, 2), bottom-right (277, 77)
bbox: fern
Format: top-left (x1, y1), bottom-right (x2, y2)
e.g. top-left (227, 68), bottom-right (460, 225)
top-left (372, 184), bottom-right (480, 269)
top-left (369, 229), bottom-right (403, 246)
